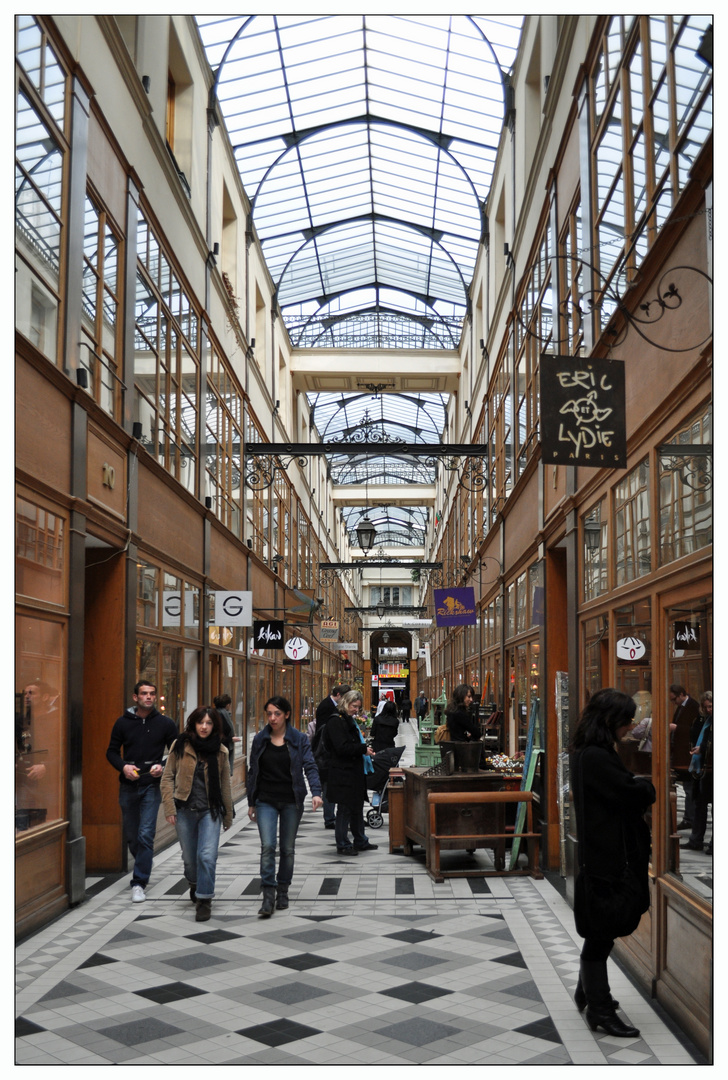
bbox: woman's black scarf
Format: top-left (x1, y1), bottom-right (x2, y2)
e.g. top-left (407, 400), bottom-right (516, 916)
top-left (174, 731), bottom-right (225, 820)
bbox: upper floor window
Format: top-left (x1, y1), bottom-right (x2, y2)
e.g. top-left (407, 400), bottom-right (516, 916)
top-left (659, 405), bottom-right (712, 564)
top-left (134, 208), bottom-right (199, 492)
top-left (614, 458), bottom-right (651, 586)
top-left (81, 194), bottom-right (122, 418)
top-left (590, 16), bottom-right (712, 331)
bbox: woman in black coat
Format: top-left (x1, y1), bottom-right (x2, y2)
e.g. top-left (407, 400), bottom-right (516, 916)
top-left (571, 688), bottom-right (656, 1038)
top-left (325, 690), bottom-right (377, 855)
top-left (445, 684), bottom-right (480, 741)
top-left (370, 700), bottom-right (399, 752)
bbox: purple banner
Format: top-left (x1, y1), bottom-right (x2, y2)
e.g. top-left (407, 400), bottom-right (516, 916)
top-left (434, 587), bottom-right (477, 627)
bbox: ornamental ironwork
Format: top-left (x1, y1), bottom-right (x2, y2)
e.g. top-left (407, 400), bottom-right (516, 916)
top-left (657, 444), bottom-right (712, 492)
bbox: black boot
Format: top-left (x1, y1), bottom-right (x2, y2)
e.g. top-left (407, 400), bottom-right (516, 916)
top-left (574, 973), bottom-right (618, 1012)
top-left (581, 960), bottom-right (639, 1038)
top-left (275, 886), bottom-right (289, 910)
top-left (258, 886), bottom-right (276, 918)
top-left (189, 882), bottom-right (197, 903)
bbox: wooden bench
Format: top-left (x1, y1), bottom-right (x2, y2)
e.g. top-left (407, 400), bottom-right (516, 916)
top-left (426, 790), bottom-right (542, 882)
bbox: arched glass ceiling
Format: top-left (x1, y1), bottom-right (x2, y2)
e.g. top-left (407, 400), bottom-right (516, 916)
top-left (196, 15), bottom-right (524, 346)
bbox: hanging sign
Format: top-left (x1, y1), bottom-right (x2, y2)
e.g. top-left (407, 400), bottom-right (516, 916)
top-left (213, 590), bottom-right (253, 626)
top-left (434, 586), bottom-right (477, 626)
top-left (540, 356), bottom-right (627, 467)
top-left (253, 620), bottom-right (284, 649)
top-left (162, 591), bottom-right (197, 628)
top-left (674, 621), bottom-right (700, 651)
top-left (284, 636), bottom-right (310, 661)
top-left (320, 620), bottom-right (340, 641)
top-left (616, 636), bottom-right (647, 662)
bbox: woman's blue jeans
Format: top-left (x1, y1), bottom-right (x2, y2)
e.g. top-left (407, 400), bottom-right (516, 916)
top-left (255, 801), bottom-right (303, 888)
top-left (174, 806), bottom-right (221, 900)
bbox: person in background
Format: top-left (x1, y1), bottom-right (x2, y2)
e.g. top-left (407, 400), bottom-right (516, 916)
top-left (445, 684), bottom-right (480, 741)
top-left (370, 699), bottom-right (399, 752)
top-left (571, 688), bottom-right (655, 1038)
top-left (682, 690), bottom-right (713, 854)
top-left (312, 684), bottom-right (351, 829)
top-left (106, 681), bottom-right (178, 904)
top-left (400, 692), bottom-right (412, 723)
top-left (213, 694), bottom-right (237, 776)
top-left (415, 691), bottom-right (429, 725)
top-left (669, 684), bottom-right (702, 830)
top-left (161, 706), bottom-right (233, 922)
top-left (325, 690), bottom-right (377, 856)
top-left (247, 696), bottom-right (322, 916)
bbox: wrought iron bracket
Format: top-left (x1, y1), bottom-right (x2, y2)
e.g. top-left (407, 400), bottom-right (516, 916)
top-left (245, 443), bottom-right (487, 492)
top-left (657, 443), bottom-right (712, 491)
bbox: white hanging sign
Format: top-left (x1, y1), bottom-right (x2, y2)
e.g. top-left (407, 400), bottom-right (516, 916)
top-left (284, 636), bottom-right (310, 661)
top-left (213, 590), bottom-right (253, 626)
top-left (616, 636), bottom-right (646, 661)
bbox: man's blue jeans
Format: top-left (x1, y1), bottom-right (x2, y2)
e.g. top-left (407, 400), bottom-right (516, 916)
top-left (255, 801), bottom-right (303, 888)
top-left (174, 806), bottom-right (222, 899)
top-left (118, 782), bottom-right (162, 888)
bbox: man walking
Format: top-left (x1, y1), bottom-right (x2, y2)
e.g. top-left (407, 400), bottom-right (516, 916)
top-left (106, 681), bottom-right (178, 902)
top-left (312, 684), bottom-right (350, 828)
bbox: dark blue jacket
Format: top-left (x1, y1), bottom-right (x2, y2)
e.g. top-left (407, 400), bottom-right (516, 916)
top-left (247, 723), bottom-right (322, 811)
top-left (106, 706), bottom-right (178, 787)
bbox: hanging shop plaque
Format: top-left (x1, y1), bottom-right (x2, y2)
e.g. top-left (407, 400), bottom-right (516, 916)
top-left (616, 636), bottom-right (647, 662)
top-left (540, 356), bottom-right (627, 467)
top-left (434, 586), bottom-right (477, 627)
top-left (253, 620), bottom-right (285, 649)
top-left (213, 590), bottom-right (253, 626)
top-left (284, 636), bottom-right (310, 661)
top-left (674, 621), bottom-right (700, 651)
top-left (320, 619), bottom-right (340, 641)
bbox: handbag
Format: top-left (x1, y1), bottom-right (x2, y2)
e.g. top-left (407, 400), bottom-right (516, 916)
top-left (574, 863), bottom-right (646, 940)
top-left (434, 723), bottom-right (451, 743)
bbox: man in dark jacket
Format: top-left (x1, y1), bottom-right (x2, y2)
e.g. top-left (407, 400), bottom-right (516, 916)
top-left (312, 684), bottom-right (350, 828)
top-left (669, 684), bottom-right (701, 829)
top-left (106, 681), bottom-right (178, 903)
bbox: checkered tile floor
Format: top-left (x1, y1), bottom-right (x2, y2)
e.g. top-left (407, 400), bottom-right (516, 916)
top-left (17, 787), bottom-right (703, 1066)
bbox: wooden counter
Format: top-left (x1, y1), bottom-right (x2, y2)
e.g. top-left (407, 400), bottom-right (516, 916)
top-left (401, 767), bottom-right (522, 870)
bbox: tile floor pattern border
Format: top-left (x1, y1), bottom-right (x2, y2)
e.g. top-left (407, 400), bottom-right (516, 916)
top-left (17, 792), bottom-right (701, 1067)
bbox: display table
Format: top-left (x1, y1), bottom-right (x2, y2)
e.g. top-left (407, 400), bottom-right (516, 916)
top-left (400, 767), bottom-right (538, 880)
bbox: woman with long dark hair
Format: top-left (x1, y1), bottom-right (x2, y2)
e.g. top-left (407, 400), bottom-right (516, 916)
top-left (445, 684), bottom-right (480, 741)
top-left (247, 696), bottom-right (323, 917)
top-left (161, 706), bottom-right (233, 922)
top-left (325, 690), bottom-right (377, 855)
top-left (571, 688), bottom-right (655, 1037)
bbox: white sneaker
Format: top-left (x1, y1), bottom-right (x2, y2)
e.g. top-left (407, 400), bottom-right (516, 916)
top-left (131, 885), bottom-right (146, 903)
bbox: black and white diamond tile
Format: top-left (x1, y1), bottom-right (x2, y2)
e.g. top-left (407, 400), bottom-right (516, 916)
top-left (15, 796), bottom-right (702, 1066)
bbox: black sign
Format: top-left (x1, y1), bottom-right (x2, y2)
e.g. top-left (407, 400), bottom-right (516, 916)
top-left (674, 621), bottom-right (700, 651)
top-left (540, 356), bottom-right (627, 468)
top-left (253, 620), bottom-right (285, 649)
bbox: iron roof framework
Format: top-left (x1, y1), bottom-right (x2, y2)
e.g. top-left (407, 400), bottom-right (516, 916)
top-left (196, 15), bottom-right (523, 550)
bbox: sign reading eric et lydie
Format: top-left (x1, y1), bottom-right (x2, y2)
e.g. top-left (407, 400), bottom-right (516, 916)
top-left (540, 356), bottom-right (626, 468)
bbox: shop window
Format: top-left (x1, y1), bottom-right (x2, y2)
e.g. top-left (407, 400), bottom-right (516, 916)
top-left (137, 560), bottom-right (159, 628)
top-left (16, 614), bottom-right (64, 833)
top-left (16, 496), bottom-right (65, 606)
top-left (583, 500), bottom-right (608, 601)
top-left (659, 405), bottom-right (712, 564)
top-left (583, 614), bottom-right (609, 699)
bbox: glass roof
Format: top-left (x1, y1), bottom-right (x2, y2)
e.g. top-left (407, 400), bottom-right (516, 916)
top-left (196, 15), bottom-right (524, 345)
top-left (195, 15), bottom-right (524, 554)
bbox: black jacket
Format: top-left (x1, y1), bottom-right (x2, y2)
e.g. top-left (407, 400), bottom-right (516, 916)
top-left (446, 707), bottom-right (480, 742)
top-left (106, 707), bottom-right (178, 786)
top-left (572, 744), bottom-right (655, 934)
top-left (370, 712), bottom-right (399, 752)
top-left (324, 711), bottom-right (369, 804)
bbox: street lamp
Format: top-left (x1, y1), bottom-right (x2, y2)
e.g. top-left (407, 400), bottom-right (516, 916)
top-left (356, 516), bottom-right (376, 552)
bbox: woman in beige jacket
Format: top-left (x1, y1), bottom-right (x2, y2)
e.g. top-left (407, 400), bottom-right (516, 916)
top-left (161, 706), bottom-right (233, 921)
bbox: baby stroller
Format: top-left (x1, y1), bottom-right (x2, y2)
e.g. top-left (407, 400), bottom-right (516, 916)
top-left (365, 745), bottom-right (405, 828)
